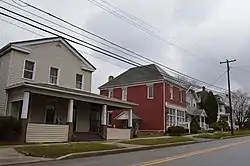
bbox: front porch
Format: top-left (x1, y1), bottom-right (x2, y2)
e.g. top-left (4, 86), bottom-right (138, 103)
top-left (6, 82), bottom-right (136, 143)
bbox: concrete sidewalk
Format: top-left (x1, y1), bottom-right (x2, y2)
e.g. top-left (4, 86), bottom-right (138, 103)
top-left (0, 148), bottom-right (50, 166)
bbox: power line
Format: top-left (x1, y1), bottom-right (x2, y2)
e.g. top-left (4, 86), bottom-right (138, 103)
top-left (10, 0), bottom-right (225, 87)
top-left (208, 69), bottom-right (227, 88)
top-left (1, 0), bottom-right (151, 65)
top-left (88, 0), bottom-right (220, 64)
top-left (0, 17), bottom-right (45, 37)
top-left (0, 4), bottom-right (228, 93)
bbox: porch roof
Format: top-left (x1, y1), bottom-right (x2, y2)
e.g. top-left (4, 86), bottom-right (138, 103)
top-left (6, 82), bottom-right (137, 109)
top-left (114, 111), bottom-right (142, 120)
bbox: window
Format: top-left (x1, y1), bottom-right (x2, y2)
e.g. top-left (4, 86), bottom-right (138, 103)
top-left (167, 108), bottom-right (176, 127)
top-left (122, 87), bottom-right (127, 101)
top-left (11, 101), bottom-right (23, 120)
top-left (167, 108), bottom-right (185, 127)
top-left (179, 89), bottom-right (183, 102)
top-left (45, 105), bottom-right (56, 124)
top-left (177, 110), bottom-right (185, 124)
top-left (108, 89), bottom-right (113, 98)
top-left (170, 86), bottom-right (174, 100)
top-left (76, 74), bottom-right (83, 89)
top-left (49, 67), bottom-right (59, 84)
top-left (107, 111), bottom-right (112, 126)
top-left (147, 84), bottom-right (154, 99)
top-left (23, 60), bottom-right (35, 79)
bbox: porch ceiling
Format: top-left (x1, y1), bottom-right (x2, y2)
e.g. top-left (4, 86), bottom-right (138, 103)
top-left (6, 82), bottom-right (137, 109)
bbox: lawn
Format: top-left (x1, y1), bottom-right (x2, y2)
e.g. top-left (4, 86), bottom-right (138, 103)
top-left (195, 130), bottom-right (250, 139)
top-left (121, 136), bottom-right (193, 145)
top-left (15, 142), bottom-right (120, 158)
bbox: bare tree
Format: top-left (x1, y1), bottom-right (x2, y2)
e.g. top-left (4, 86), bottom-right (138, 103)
top-left (231, 90), bottom-right (250, 129)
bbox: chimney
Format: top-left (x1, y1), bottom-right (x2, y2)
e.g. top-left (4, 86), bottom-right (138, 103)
top-left (202, 86), bottom-right (206, 91)
top-left (108, 76), bottom-right (114, 82)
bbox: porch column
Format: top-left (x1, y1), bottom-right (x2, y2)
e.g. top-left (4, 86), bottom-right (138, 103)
top-left (101, 105), bottom-right (107, 140)
top-left (199, 116), bottom-right (202, 129)
top-left (128, 109), bottom-right (133, 128)
top-left (20, 91), bottom-right (30, 142)
top-left (67, 99), bottom-right (74, 141)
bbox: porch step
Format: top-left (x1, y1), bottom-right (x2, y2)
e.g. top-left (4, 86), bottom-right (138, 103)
top-left (72, 132), bottom-right (104, 141)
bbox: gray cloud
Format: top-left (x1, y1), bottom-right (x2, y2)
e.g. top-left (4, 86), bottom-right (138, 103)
top-left (1, 0), bottom-right (250, 94)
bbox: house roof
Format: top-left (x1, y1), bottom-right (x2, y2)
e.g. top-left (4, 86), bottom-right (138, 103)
top-left (0, 37), bottom-right (96, 71)
top-left (186, 106), bottom-right (207, 117)
top-left (6, 82), bottom-right (137, 109)
top-left (99, 64), bottom-right (186, 89)
top-left (114, 111), bottom-right (142, 120)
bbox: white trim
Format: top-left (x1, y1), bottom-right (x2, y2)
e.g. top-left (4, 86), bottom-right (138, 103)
top-left (100, 79), bottom-right (164, 90)
top-left (75, 73), bottom-right (84, 90)
top-left (4, 92), bottom-right (8, 116)
top-left (7, 82), bottom-right (138, 106)
top-left (22, 59), bottom-right (36, 81)
top-left (48, 66), bottom-right (60, 85)
top-left (108, 88), bottom-right (113, 98)
top-left (166, 102), bottom-right (187, 112)
top-left (170, 85), bottom-right (174, 100)
top-left (147, 84), bottom-right (154, 99)
top-left (179, 88), bottom-right (183, 103)
top-left (122, 87), bottom-right (127, 101)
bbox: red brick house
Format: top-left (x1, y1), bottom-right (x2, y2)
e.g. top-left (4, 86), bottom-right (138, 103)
top-left (99, 64), bottom-right (187, 132)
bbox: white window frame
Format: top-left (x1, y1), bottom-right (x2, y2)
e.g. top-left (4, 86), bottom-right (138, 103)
top-left (147, 84), bottom-right (154, 99)
top-left (22, 59), bottom-right (36, 80)
top-left (170, 85), bottom-right (174, 100)
top-left (179, 89), bottom-right (183, 103)
top-left (49, 67), bottom-right (59, 85)
top-left (108, 88), bottom-right (113, 98)
top-left (122, 87), bottom-right (127, 101)
top-left (176, 110), bottom-right (185, 124)
top-left (75, 73), bottom-right (84, 90)
top-left (167, 108), bottom-right (176, 127)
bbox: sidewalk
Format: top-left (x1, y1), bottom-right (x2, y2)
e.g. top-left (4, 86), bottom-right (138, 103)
top-left (0, 148), bottom-right (51, 166)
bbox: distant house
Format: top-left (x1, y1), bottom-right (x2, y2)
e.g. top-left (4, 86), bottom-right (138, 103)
top-left (99, 64), bottom-right (187, 133)
top-left (0, 37), bottom-right (136, 143)
top-left (186, 89), bottom-right (208, 130)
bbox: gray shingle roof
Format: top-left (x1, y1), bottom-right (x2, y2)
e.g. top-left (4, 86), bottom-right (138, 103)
top-left (99, 64), bottom-right (186, 89)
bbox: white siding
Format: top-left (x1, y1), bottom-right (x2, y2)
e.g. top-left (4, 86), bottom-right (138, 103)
top-left (107, 128), bottom-right (131, 140)
top-left (0, 52), bottom-right (11, 115)
top-left (7, 41), bottom-right (92, 91)
top-left (26, 123), bottom-right (69, 143)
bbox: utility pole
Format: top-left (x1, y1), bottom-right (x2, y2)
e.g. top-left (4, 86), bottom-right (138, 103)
top-left (220, 59), bottom-right (236, 135)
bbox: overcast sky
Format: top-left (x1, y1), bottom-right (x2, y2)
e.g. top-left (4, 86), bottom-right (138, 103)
top-left (1, 0), bottom-right (250, 94)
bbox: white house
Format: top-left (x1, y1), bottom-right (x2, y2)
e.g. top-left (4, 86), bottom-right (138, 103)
top-left (0, 37), bottom-right (136, 143)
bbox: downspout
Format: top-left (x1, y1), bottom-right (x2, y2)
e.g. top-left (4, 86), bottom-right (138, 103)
top-left (163, 81), bottom-right (166, 132)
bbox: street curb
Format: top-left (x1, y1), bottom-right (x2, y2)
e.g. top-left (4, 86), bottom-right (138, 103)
top-left (56, 141), bottom-right (196, 160)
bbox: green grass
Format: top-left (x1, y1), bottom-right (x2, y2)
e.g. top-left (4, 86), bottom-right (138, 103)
top-left (195, 130), bottom-right (250, 139)
top-left (15, 142), bottom-right (120, 158)
top-left (121, 137), bottom-right (193, 145)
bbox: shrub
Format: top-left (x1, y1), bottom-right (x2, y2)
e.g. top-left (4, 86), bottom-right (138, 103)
top-left (190, 119), bottom-right (201, 134)
top-left (0, 116), bottom-right (22, 141)
top-left (210, 120), bottom-right (229, 131)
top-left (167, 126), bottom-right (185, 136)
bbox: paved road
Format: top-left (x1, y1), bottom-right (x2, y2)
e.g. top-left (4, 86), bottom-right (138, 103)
top-left (17, 136), bottom-right (250, 166)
